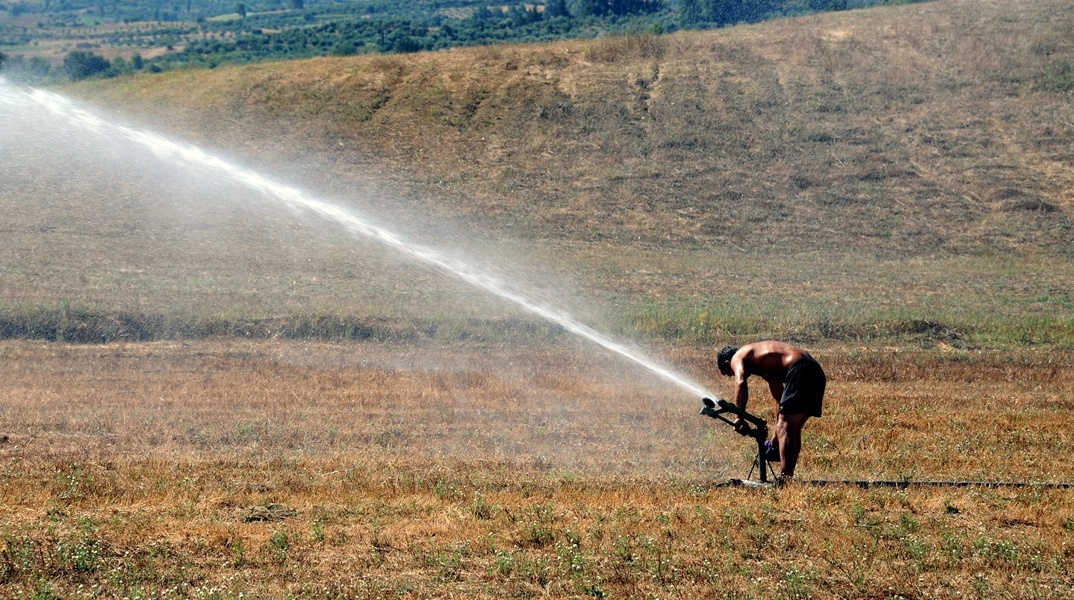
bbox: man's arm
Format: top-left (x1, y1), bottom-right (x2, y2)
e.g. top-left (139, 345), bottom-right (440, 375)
top-left (734, 375), bottom-right (749, 411)
top-left (732, 357), bottom-right (751, 435)
top-left (768, 379), bottom-right (784, 405)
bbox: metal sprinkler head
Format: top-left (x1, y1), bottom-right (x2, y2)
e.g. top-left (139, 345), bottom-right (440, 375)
top-left (698, 396), bottom-right (774, 486)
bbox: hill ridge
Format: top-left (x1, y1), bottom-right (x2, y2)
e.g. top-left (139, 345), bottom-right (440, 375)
top-left (72, 0), bottom-right (1073, 259)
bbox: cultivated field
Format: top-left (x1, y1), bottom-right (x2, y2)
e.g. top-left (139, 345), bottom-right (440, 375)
top-left (2, 0), bottom-right (1073, 597)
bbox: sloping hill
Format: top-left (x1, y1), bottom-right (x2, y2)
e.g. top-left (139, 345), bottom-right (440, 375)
top-left (73, 0), bottom-right (1073, 258)
top-left (2, 0), bottom-right (1067, 345)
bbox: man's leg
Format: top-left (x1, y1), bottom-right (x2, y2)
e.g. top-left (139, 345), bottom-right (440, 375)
top-left (775, 413), bottom-right (810, 479)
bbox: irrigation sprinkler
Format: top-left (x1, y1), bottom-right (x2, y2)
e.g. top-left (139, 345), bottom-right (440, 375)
top-left (699, 397), bottom-right (776, 487)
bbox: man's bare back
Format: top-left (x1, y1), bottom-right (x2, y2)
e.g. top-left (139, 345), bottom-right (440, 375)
top-left (728, 340), bottom-right (809, 383)
top-left (716, 341), bottom-right (826, 479)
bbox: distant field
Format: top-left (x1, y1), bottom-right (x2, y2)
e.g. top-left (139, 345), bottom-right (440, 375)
top-left (35, 0), bottom-right (1071, 347)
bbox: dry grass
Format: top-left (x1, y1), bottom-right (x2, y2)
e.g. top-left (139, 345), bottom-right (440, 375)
top-left (68, 0), bottom-right (1074, 258)
top-left (1, 339), bottom-right (1073, 598)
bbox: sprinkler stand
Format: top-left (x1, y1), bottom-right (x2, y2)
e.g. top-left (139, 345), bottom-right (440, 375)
top-left (699, 397), bottom-right (774, 486)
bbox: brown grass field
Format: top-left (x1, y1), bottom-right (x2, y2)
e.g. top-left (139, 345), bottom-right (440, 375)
top-left (2, 340), bottom-right (1073, 598)
top-left (2, 0), bottom-right (1074, 597)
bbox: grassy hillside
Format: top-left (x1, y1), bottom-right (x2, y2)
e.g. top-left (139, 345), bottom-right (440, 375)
top-left (4, 0), bottom-right (1072, 345)
top-left (71, 0), bottom-right (1074, 254)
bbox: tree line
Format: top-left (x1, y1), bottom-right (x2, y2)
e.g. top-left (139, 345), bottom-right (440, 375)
top-left (0, 0), bottom-right (916, 82)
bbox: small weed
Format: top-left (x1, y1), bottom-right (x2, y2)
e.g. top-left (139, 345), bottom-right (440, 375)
top-left (899, 512), bottom-right (918, 534)
top-left (270, 529), bottom-right (290, 564)
top-left (971, 574), bottom-right (992, 598)
top-left (57, 536), bottom-right (102, 573)
top-left (747, 525), bottom-right (770, 549)
top-left (471, 492), bottom-right (495, 520)
top-left (524, 504), bottom-right (556, 548)
top-left (433, 480), bottom-right (462, 501)
top-left (972, 537), bottom-right (1018, 565)
top-left (901, 535), bottom-right (928, 561)
top-left (1037, 62), bottom-right (1074, 92)
top-left (556, 540), bottom-right (589, 579)
top-left (230, 540), bottom-right (247, 568)
top-left (493, 549), bottom-right (515, 578)
top-left (640, 534), bottom-right (674, 585)
top-left (777, 566), bottom-right (815, 600)
top-left (30, 581), bottom-right (61, 600)
top-left (56, 465), bottom-right (93, 503)
top-left (612, 532), bottom-right (634, 564)
top-left (520, 555), bottom-right (550, 587)
top-left (432, 543), bottom-right (468, 582)
top-left (582, 581), bottom-right (608, 598)
top-left (851, 504), bottom-right (883, 539)
top-left (940, 528), bottom-right (965, 558)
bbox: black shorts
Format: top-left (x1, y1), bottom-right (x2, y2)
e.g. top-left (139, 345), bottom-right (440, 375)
top-left (780, 356), bottom-right (825, 417)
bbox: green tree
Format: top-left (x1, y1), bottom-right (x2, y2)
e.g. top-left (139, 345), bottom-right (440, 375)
top-left (0, 51), bottom-right (6, 71)
top-left (470, 5), bottom-right (493, 22)
top-left (609, 0), bottom-right (662, 16)
top-left (710, 0), bottom-right (779, 25)
top-left (577, 0), bottom-right (609, 17)
top-left (27, 56), bottom-right (53, 78)
top-left (509, 4), bottom-right (539, 26)
top-left (63, 51), bottom-right (111, 80)
top-left (331, 40), bottom-right (358, 55)
top-left (546, 0), bottom-right (570, 17)
top-left (678, 0), bottom-right (705, 25)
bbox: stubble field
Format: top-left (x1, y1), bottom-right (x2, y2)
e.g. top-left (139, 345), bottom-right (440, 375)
top-left (2, 339), bottom-right (1073, 598)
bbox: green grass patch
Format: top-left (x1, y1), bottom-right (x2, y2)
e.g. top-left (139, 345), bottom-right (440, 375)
top-left (0, 303), bottom-right (568, 344)
top-left (1038, 62), bottom-right (1074, 92)
top-left (4, 300), bottom-right (1069, 348)
top-left (623, 300), bottom-right (1074, 348)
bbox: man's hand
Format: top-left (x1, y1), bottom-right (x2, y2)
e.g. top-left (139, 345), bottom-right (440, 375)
top-left (733, 418), bottom-right (750, 436)
top-left (764, 438), bottom-right (780, 462)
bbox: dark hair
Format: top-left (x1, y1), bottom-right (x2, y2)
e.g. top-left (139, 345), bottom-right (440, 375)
top-left (717, 346), bottom-right (739, 372)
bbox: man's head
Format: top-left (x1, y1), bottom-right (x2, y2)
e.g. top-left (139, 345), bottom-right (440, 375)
top-left (717, 345), bottom-right (738, 377)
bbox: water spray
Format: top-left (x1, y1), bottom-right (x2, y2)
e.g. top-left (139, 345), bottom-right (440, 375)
top-left (0, 79), bottom-right (713, 400)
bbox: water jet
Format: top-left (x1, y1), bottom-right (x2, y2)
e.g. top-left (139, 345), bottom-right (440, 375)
top-left (0, 78), bottom-right (713, 401)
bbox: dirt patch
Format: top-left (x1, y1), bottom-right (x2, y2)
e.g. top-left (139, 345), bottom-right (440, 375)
top-left (242, 503), bottom-right (298, 523)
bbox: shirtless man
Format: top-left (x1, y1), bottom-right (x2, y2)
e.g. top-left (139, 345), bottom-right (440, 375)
top-left (717, 341), bottom-right (826, 480)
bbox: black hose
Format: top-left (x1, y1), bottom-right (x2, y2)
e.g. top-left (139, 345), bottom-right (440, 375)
top-left (800, 479), bottom-right (1074, 489)
top-left (721, 478), bottom-right (1074, 489)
